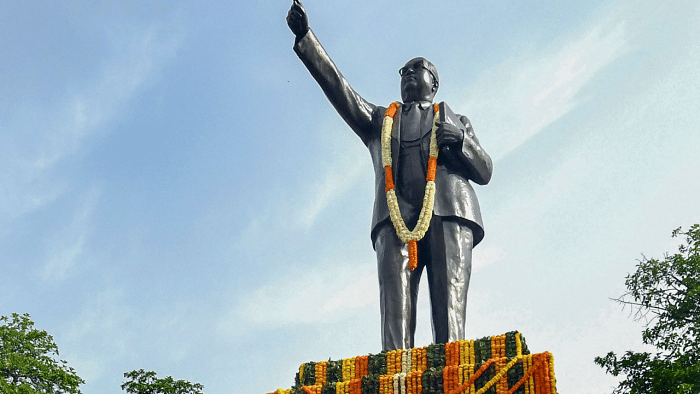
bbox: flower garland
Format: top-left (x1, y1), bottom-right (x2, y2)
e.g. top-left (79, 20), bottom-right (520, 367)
top-left (281, 332), bottom-right (557, 394)
top-left (382, 102), bottom-right (440, 270)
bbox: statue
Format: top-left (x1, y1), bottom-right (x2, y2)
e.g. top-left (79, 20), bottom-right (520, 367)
top-left (287, 0), bottom-right (493, 351)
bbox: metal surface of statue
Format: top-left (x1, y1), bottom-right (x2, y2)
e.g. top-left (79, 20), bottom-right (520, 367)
top-left (287, 0), bottom-right (493, 351)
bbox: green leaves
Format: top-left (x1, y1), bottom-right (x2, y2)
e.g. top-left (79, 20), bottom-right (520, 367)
top-left (596, 224), bottom-right (700, 394)
top-left (0, 313), bottom-right (85, 394)
top-left (120, 369), bottom-right (204, 394)
top-left (2, 314), bottom-right (205, 394)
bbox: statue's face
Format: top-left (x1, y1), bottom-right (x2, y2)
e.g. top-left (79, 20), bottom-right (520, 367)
top-left (400, 57), bottom-right (437, 102)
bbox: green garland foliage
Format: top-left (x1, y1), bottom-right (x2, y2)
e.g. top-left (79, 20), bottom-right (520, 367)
top-left (506, 359), bottom-right (525, 394)
top-left (427, 343), bottom-right (445, 369)
top-left (326, 359), bottom-right (343, 384)
top-left (522, 336), bottom-right (530, 355)
top-left (290, 386), bottom-right (304, 394)
top-left (473, 363), bottom-right (496, 394)
top-left (321, 383), bottom-right (336, 394)
top-left (361, 375), bottom-right (379, 394)
top-left (368, 351), bottom-right (387, 376)
top-left (302, 362), bottom-right (315, 386)
top-left (505, 332), bottom-right (518, 359)
top-left (421, 367), bottom-right (443, 394)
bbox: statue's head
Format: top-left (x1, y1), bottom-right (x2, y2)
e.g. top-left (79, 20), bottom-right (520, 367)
top-left (400, 57), bottom-right (439, 103)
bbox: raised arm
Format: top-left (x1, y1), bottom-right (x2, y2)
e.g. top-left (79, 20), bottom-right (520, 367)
top-left (287, 0), bottom-right (376, 144)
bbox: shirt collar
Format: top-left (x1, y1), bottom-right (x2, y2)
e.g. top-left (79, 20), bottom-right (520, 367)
top-left (402, 100), bottom-right (432, 110)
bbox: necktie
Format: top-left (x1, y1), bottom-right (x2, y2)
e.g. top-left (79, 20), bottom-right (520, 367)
top-left (402, 102), bottom-right (422, 141)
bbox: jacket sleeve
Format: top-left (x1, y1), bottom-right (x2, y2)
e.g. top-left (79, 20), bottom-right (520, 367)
top-left (453, 114), bottom-right (493, 185)
top-left (293, 29), bottom-right (376, 145)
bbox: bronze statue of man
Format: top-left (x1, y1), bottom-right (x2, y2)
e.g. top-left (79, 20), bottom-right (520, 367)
top-left (287, 0), bottom-right (492, 351)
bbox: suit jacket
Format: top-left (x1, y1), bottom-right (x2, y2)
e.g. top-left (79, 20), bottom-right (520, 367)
top-left (294, 29), bottom-right (492, 246)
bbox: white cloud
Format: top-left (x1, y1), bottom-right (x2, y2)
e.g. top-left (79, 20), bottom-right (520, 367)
top-left (459, 7), bottom-right (628, 162)
top-left (62, 288), bottom-right (136, 384)
top-left (41, 187), bottom-right (100, 282)
top-left (218, 261), bottom-right (378, 336)
top-left (293, 118), bottom-right (372, 230)
top-left (62, 287), bottom-right (204, 387)
top-left (321, 272), bottom-right (377, 313)
top-left (295, 159), bottom-right (366, 230)
top-left (0, 18), bottom-right (182, 233)
top-left (472, 243), bottom-right (507, 272)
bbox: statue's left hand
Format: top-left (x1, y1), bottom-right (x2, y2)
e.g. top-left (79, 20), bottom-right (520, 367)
top-left (287, 0), bottom-right (309, 38)
top-left (436, 121), bottom-right (464, 148)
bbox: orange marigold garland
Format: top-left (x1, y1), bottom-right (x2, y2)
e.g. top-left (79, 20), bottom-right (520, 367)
top-left (381, 102), bottom-right (441, 271)
top-left (548, 353), bottom-right (557, 393)
top-left (284, 332), bottom-right (557, 394)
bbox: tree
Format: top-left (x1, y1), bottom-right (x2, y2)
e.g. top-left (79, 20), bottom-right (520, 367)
top-left (121, 369), bottom-right (204, 394)
top-left (595, 224), bottom-right (700, 394)
top-left (0, 313), bottom-right (84, 394)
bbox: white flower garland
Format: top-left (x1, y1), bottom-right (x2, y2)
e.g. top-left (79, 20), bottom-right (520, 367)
top-left (381, 102), bottom-right (440, 270)
top-left (401, 348), bottom-right (411, 373)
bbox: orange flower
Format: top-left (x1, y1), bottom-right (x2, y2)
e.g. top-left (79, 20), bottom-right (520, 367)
top-left (443, 366), bottom-right (450, 393)
top-left (426, 157), bottom-right (437, 182)
top-left (447, 358), bottom-right (496, 394)
top-left (387, 102), bottom-right (399, 118)
top-left (411, 349), bottom-right (417, 373)
top-left (446, 341), bottom-right (452, 366)
top-left (385, 166), bottom-right (395, 192)
top-left (452, 341), bottom-right (459, 366)
top-left (543, 353), bottom-right (552, 394)
top-left (548, 353), bottom-right (556, 394)
top-left (408, 240), bottom-right (418, 271)
top-left (529, 355), bottom-right (535, 394)
top-left (387, 350), bottom-right (395, 376)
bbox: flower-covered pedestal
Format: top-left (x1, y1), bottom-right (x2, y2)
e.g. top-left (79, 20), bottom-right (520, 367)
top-left (268, 331), bottom-right (556, 394)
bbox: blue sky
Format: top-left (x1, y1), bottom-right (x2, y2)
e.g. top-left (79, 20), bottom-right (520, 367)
top-left (2, 0), bottom-right (699, 393)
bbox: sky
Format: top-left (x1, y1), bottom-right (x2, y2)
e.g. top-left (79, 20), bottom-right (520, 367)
top-left (1, 0), bottom-right (699, 393)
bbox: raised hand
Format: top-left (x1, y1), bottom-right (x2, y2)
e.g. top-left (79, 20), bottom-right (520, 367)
top-left (287, 0), bottom-right (309, 38)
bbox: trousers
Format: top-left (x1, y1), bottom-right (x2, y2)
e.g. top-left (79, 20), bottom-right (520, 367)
top-left (373, 216), bottom-right (474, 351)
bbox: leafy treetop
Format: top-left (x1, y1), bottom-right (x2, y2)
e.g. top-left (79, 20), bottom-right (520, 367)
top-left (0, 313), bottom-right (85, 394)
top-left (596, 224), bottom-right (700, 394)
top-left (121, 369), bottom-right (204, 394)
